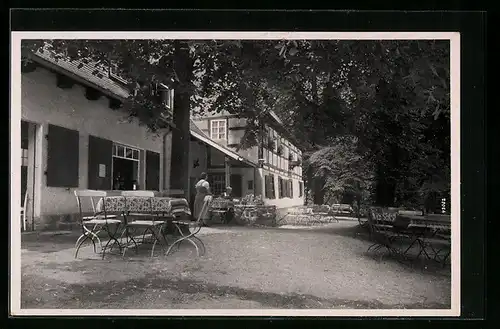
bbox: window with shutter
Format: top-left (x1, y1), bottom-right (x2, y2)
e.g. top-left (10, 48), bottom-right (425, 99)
top-left (146, 150), bottom-right (161, 191)
top-left (266, 174), bottom-right (276, 199)
top-left (299, 181), bottom-right (304, 197)
top-left (289, 180), bottom-right (294, 198)
top-left (46, 124), bottom-right (79, 187)
top-left (270, 174), bottom-right (276, 199)
top-left (265, 175), bottom-right (271, 198)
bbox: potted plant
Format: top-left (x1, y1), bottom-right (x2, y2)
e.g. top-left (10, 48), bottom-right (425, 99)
top-left (289, 157), bottom-right (302, 169)
top-left (276, 144), bottom-right (284, 156)
top-left (267, 137), bottom-right (276, 150)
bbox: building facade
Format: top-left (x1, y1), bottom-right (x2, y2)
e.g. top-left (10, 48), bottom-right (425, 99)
top-left (19, 48), bottom-right (304, 231)
top-left (20, 52), bottom-right (174, 230)
top-left (192, 110), bottom-right (304, 208)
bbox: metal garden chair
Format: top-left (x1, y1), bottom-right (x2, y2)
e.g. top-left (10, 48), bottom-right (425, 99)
top-left (74, 190), bottom-right (122, 259)
top-left (120, 190), bottom-right (169, 258)
top-left (166, 195), bottom-right (211, 257)
top-left (366, 207), bottom-right (406, 261)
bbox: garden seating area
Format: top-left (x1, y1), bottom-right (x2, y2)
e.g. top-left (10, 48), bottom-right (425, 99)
top-left (364, 207), bottom-right (451, 267)
top-left (73, 189), bottom-right (207, 260)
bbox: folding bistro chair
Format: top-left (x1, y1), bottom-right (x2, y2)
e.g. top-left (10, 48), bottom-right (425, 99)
top-left (411, 223), bottom-right (451, 267)
top-left (74, 190), bottom-right (122, 259)
top-left (121, 190), bottom-right (169, 258)
top-left (366, 207), bottom-right (404, 261)
top-left (433, 229), bottom-right (451, 267)
top-left (166, 195), bottom-right (211, 257)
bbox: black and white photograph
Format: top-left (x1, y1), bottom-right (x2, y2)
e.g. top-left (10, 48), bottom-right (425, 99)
top-left (10, 30), bottom-right (460, 317)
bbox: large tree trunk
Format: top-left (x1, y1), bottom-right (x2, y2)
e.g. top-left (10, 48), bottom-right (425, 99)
top-left (374, 164), bottom-right (396, 207)
top-left (170, 91), bottom-right (190, 198)
top-left (312, 176), bottom-right (325, 205)
top-left (169, 41), bottom-right (193, 202)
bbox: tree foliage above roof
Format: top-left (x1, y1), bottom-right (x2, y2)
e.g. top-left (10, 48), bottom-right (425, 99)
top-left (21, 38), bottom-right (451, 207)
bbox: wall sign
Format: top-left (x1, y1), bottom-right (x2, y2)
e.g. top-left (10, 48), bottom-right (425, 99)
top-left (99, 164), bottom-right (106, 178)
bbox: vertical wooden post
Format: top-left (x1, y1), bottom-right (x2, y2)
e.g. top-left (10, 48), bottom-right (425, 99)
top-left (224, 156), bottom-right (230, 189)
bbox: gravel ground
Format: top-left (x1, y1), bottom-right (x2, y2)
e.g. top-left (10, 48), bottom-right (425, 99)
top-left (20, 221), bottom-right (451, 309)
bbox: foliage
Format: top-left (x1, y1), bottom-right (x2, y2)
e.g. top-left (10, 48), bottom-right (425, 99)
top-left (21, 39), bottom-right (283, 133)
top-left (307, 136), bottom-right (375, 204)
top-left (272, 40), bottom-right (451, 206)
top-left (238, 193), bottom-right (264, 206)
top-left (20, 38), bottom-right (451, 207)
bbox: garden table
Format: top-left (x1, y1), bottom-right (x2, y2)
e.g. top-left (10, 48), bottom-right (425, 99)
top-left (95, 196), bottom-right (191, 256)
top-left (394, 214), bottom-right (451, 264)
top-left (209, 198), bottom-right (235, 223)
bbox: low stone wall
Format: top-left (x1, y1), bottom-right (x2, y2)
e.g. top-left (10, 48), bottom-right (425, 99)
top-left (233, 204), bottom-right (277, 226)
top-left (279, 214), bottom-right (339, 226)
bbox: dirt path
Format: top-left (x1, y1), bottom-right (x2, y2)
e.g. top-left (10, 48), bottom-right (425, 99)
top-left (20, 222), bottom-right (451, 309)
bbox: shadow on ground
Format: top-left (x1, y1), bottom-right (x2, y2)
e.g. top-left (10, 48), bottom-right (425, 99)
top-left (21, 222), bottom-right (451, 310)
top-left (22, 270), bottom-right (450, 310)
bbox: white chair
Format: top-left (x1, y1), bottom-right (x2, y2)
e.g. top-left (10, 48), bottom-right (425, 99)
top-left (74, 190), bottom-right (122, 259)
top-left (21, 192), bottom-right (28, 231)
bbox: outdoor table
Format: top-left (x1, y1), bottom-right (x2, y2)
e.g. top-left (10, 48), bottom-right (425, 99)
top-left (394, 214), bottom-right (451, 263)
top-left (95, 196), bottom-right (191, 256)
top-left (394, 214), bottom-right (450, 231)
top-left (209, 198), bottom-right (234, 223)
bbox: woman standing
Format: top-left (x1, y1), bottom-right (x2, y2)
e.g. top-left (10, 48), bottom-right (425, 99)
top-left (193, 172), bottom-right (211, 225)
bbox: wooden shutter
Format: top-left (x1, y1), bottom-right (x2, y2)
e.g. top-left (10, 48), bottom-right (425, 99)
top-left (278, 177), bottom-right (283, 198)
top-left (264, 175), bottom-right (270, 198)
top-left (46, 124), bottom-right (79, 187)
top-left (289, 180), bottom-right (294, 198)
top-left (269, 174), bottom-right (275, 199)
top-left (146, 150), bottom-right (160, 191)
top-left (88, 135), bottom-right (112, 190)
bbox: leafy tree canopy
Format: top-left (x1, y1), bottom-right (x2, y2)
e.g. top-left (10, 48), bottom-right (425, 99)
top-left (21, 38), bottom-right (451, 207)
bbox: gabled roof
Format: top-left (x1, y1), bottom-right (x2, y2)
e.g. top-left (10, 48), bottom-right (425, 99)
top-left (29, 49), bottom-right (175, 129)
top-left (189, 121), bottom-right (257, 168)
top-left (189, 120), bottom-right (206, 136)
top-left (29, 49), bottom-right (273, 164)
top-left (31, 49), bottom-right (130, 99)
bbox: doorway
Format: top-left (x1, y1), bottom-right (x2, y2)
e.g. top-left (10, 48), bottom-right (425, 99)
top-left (230, 174), bottom-right (243, 198)
top-left (112, 157), bottom-right (139, 190)
top-left (21, 122), bottom-right (29, 205)
top-left (21, 120), bottom-right (38, 231)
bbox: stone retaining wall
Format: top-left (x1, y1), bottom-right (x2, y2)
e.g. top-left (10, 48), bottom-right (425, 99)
top-left (279, 214), bottom-right (339, 226)
top-left (233, 205), bottom-right (277, 226)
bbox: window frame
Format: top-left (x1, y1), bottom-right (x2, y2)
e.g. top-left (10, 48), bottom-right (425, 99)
top-left (278, 176), bottom-right (283, 199)
top-left (265, 174), bottom-right (276, 199)
top-left (210, 119), bottom-right (227, 140)
top-left (112, 143), bottom-right (141, 162)
top-left (160, 88), bottom-right (172, 110)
